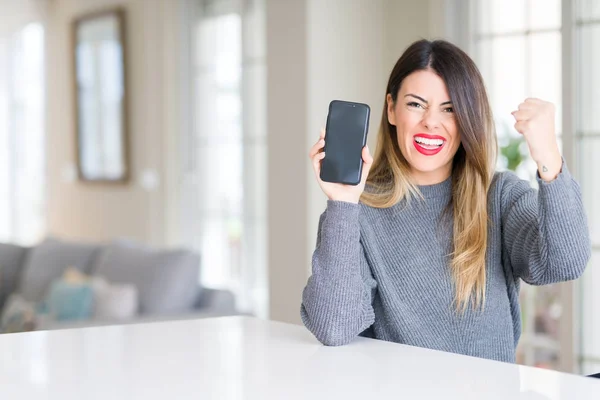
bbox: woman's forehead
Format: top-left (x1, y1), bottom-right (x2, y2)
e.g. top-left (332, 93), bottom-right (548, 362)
top-left (400, 70), bottom-right (450, 98)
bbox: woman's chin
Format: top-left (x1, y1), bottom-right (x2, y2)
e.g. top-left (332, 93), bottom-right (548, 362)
top-left (408, 159), bottom-right (452, 177)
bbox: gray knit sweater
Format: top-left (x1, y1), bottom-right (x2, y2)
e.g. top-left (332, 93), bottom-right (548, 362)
top-left (300, 160), bottom-right (591, 362)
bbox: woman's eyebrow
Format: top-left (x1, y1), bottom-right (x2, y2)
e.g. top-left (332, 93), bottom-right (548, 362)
top-left (405, 93), bottom-right (452, 106)
top-left (405, 93), bottom-right (427, 103)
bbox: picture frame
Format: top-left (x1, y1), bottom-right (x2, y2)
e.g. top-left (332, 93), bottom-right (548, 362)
top-left (72, 8), bottom-right (129, 183)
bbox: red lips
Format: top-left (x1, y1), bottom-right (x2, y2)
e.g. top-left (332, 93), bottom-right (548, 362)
top-left (413, 133), bottom-right (446, 156)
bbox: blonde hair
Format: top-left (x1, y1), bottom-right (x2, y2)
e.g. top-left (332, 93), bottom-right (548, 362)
top-left (361, 40), bottom-right (497, 312)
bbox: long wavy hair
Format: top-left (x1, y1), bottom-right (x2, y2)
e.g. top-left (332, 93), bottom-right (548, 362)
top-left (361, 39), bottom-right (497, 312)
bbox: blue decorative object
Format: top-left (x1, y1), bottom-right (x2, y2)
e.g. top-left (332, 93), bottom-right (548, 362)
top-left (47, 280), bottom-right (94, 321)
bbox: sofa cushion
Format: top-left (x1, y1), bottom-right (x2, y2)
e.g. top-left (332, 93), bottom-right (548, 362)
top-left (91, 240), bottom-right (200, 315)
top-left (18, 238), bottom-right (101, 303)
top-left (47, 279), bottom-right (95, 321)
top-left (91, 276), bottom-right (138, 320)
top-left (0, 243), bottom-right (28, 310)
top-left (0, 293), bottom-right (38, 333)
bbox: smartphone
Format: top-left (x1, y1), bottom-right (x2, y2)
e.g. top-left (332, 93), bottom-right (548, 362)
top-left (320, 100), bottom-right (370, 185)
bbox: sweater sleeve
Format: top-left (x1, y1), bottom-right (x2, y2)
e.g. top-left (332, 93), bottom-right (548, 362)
top-left (501, 159), bottom-right (591, 285)
top-left (300, 200), bottom-right (377, 346)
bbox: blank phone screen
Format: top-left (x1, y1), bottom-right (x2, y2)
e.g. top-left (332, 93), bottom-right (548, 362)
top-left (321, 101), bottom-right (370, 185)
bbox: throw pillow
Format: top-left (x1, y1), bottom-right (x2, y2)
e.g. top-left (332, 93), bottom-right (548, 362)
top-left (63, 266), bottom-right (91, 284)
top-left (18, 237), bottom-right (100, 303)
top-left (46, 279), bottom-right (95, 322)
top-left (91, 276), bottom-right (138, 320)
top-left (0, 293), bottom-right (37, 333)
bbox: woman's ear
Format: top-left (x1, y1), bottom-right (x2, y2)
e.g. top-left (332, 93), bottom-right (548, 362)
top-left (386, 93), bottom-right (396, 126)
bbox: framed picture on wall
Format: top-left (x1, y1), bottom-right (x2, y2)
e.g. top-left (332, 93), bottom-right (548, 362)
top-left (72, 8), bottom-right (129, 183)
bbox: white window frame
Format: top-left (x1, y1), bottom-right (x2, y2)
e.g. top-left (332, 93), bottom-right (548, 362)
top-left (570, 0), bottom-right (600, 375)
top-left (174, 0), bottom-right (268, 318)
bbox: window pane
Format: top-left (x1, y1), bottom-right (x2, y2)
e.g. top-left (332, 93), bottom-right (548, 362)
top-left (183, 0), bottom-right (267, 317)
top-left (243, 142), bottom-right (266, 220)
top-left (475, 38), bottom-right (493, 90)
top-left (577, 24), bottom-right (600, 135)
top-left (195, 13), bottom-right (242, 69)
top-left (197, 143), bottom-right (243, 214)
top-left (577, 0), bottom-right (600, 22)
top-left (478, 0), bottom-right (526, 34)
top-left (529, 32), bottom-right (562, 131)
top-left (580, 250), bottom-right (600, 360)
top-left (242, 63), bottom-right (266, 138)
top-left (581, 360), bottom-right (600, 376)
top-left (490, 36), bottom-right (527, 125)
top-left (240, 219), bottom-right (267, 316)
top-left (0, 38), bottom-right (11, 241)
top-left (487, 36), bottom-right (528, 178)
top-left (529, 0), bottom-right (561, 30)
top-left (534, 284), bottom-right (562, 341)
top-left (4, 24), bottom-right (45, 245)
top-left (242, 0), bottom-right (265, 60)
top-left (476, 1), bottom-right (570, 373)
top-left (195, 15), bottom-right (242, 140)
top-left (195, 74), bottom-right (218, 139)
top-left (533, 347), bottom-right (560, 370)
top-left (577, 137), bottom-right (600, 245)
top-left (478, 36), bottom-right (539, 181)
top-left (193, 12), bottom-right (244, 290)
top-left (515, 339), bottom-right (561, 370)
top-left (200, 217), bottom-right (242, 287)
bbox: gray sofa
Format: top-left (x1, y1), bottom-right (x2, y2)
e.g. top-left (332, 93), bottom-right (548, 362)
top-left (0, 237), bottom-right (237, 332)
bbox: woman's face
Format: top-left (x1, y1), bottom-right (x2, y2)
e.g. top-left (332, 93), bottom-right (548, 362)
top-left (387, 69), bottom-right (461, 185)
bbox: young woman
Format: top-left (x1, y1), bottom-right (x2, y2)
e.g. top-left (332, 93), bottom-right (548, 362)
top-left (301, 39), bottom-right (591, 363)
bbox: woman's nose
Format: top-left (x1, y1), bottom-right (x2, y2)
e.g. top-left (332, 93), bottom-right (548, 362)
top-left (422, 109), bottom-right (441, 131)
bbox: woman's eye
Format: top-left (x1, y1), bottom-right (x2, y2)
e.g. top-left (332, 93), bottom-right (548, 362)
top-left (407, 102), bottom-right (424, 109)
top-left (444, 107), bottom-right (454, 113)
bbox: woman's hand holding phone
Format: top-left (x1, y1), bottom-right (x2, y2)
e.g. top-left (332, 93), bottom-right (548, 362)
top-left (309, 128), bottom-right (373, 204)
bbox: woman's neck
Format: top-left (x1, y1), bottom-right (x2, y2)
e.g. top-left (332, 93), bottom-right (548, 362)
top-left (410, 166), bottom-right (452, 186)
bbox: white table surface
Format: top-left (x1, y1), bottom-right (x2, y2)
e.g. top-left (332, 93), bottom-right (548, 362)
top-left (0, 316), bottom-right (598, 399)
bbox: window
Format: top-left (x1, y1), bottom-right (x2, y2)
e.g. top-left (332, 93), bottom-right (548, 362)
top-left (472, 0), bottom-right (564, 369)
top-left (178, 0), bottom-right (267, 318)
top-left (472, 0), bottom-right (600, 374)
top-left (0, 23), bottom-right (45, 245)
top-left (575, 0), bottom-right (600, 376)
